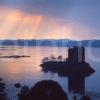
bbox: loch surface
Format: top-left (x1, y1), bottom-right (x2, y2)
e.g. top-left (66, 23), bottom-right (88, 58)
top-left (0, 46), bottom-right (100, 100)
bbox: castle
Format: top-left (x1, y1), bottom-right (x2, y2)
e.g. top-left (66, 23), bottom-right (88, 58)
top-left (68, 46), bottom-right (85, 63)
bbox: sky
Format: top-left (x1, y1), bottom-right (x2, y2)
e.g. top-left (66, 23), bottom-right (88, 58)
top-left (0, 0), bottom-right (100, 40)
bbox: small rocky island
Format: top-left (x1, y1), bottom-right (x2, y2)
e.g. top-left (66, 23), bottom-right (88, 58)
top-left (0, 55), bottom-right (30, 59)
top-left (40, 46), bottom-right (95, 77)
top-left (40, 46), bottom-right (95, 94)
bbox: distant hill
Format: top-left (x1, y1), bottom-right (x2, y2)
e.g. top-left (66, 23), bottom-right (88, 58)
top-left (0, 39), bottom-right (100, 47)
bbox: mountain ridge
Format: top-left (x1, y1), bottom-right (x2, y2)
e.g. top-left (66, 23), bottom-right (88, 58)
top-left (0, 39), bottom-right (100, 47)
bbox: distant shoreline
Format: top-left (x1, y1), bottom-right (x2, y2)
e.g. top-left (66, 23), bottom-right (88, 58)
top-left (0, 39), bottom-right (100, 47)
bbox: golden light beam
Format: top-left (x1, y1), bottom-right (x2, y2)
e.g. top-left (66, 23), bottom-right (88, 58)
top-left (0, 7), bottom-right (93, 40)
top-left (0, 8), bottom-right (43, 39)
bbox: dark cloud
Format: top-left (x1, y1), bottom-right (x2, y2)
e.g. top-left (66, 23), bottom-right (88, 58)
top-left (0, 0), bottom-right (100, 19)
top-left (0, 0), bottom-right (71, 17)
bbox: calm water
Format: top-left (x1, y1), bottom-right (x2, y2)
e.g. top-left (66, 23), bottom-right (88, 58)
top-left (0, 46), bottom-right (100, 100)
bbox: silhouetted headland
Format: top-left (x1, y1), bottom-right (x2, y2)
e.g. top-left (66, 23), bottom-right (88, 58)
top-left (40, 46), bottom-right (95, 77)
top-left (18, 80), bottom-right (68, 100)
top-left (0, 78), bottom-right (8, 100)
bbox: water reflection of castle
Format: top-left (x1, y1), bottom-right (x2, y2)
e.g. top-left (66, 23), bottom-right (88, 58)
top-left (68, 75), bottom-right (85, 94)
top-left (67, 47), bottom-right (86, 94)
top-left (40, 46), bottom-right (95, 94)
